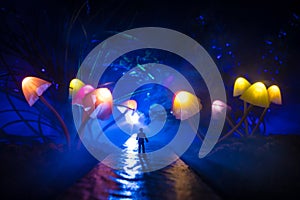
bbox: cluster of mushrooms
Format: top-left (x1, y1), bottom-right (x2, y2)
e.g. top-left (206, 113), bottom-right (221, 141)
top-left (21, 76), bottom-right (281, 149)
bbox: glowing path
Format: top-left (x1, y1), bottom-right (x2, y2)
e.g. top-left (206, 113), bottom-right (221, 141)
top-left (59, 134), bottom-right (221, 199)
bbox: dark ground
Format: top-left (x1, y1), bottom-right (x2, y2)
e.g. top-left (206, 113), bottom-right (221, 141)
top-left (1, 134), bottom-right (300, 199)
top-left (182, 134), bottom-right (300, 200)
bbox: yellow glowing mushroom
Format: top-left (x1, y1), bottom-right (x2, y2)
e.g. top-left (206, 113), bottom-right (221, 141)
top-left (233, 77), bottom-right (251, 97)
top-left (69, 78), bottom-right (85, 98)
top-left (250, 84), bottom-right (282, 135)
top-left (220, 82), bottom-right (269, 142)
top-left (172, 91), bottom-right (202, 121)
top-left (240, 82), bottom-right (270, 108)
top-left (233, 77), bottom-right (251, 134)
top-left (268, 85), bottom-right (282, 105)
top-left (22, 77), bottom-right (70, 148)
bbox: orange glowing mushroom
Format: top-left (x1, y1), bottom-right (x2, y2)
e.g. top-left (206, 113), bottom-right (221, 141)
top-left (22, 76), bottom-right (51, 106)
top-left (22, 76), bottom-right (70, 148)
top-left (172, 91), bottom-right (202, 121)
top-left (116, 99), bottom-right (138, 114)
top-left (124, 99), bottom-right (137, 110)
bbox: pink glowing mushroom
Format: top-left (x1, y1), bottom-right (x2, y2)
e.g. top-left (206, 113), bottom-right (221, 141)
top-left (72, 84), bottom-right (95, 107)
top-left (212, 100), bottom-right (243, 137)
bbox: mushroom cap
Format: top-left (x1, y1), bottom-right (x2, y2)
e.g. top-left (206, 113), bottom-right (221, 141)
top-left (82, 88), bottom-right (113, 120)
top-left (233, 77), bottom-right (251, 97)
top-left (125, 99), bottom-right (137, 110)
top-left (72, 85), bottom-right (95, 107)
top-left (69, 78), bottom-right (85, 97)
top-left (267, 85), bottom-right (282, 105)
top-left (172, 91), bottom-right (202, 120)
top-left (93, 88), bottom-right (113, 107)
top-left (90, 102), bottom-right (112, 120)
top-left (240, 82), bottom-right (270, 108)
top-left (117, 100), bottom-right (138, 113)
top-left (22, 76), bottom-right (51, 106)
top-left (212, 100), bottom-right (231, 119)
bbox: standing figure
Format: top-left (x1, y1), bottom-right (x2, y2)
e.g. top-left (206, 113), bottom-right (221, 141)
top-left (136, 128), bottom-right (148, 153)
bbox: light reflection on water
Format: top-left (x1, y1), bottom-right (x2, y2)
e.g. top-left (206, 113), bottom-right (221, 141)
top-left (106, 133), bottom-right (146, 199)
top-left (60, 134), bottom-right (221, 200)
top-left (120, 133), bottom-right (150, 176)
top-left (123, 133), bottom-right (138, 153)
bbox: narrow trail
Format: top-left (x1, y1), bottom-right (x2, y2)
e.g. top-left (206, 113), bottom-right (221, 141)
top-left (58, 134), bottom-right (221, 200)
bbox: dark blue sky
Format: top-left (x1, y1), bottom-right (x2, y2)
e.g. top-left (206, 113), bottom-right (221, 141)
top-left (1, 0), bottom-right (299, 103)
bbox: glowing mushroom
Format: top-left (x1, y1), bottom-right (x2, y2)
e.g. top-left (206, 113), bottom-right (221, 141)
top-left (84, 87), bottom-right (113, 120)
top-left (113, 99), bottom-right (139, 127)
top-left (250, 84), bottom-right (282, 135)
top-left (212, 100), bottom-right (243, 136)
top-left (233, 77), bottom-right (251, 134)
top-left (233, 77), bottom-right (251, 97)
top-left (22, 76), bottom-right (70, 148)
top-left (240, 82), bottom-right (270, 108)
top-left (171, 91), bottom-right (202, 141)
top-left (124, 99), bottom-right (137, 110)
top-left (123, 100), bottom-right (139, 125)
top-left (69, 78), bottom-right (85, 98)
top-left (76, 87), bottom-right (113, 149)
top-left (172, 91), bottom-right (202, 121)
top-left (220, 82), bottom-right (269, 142)
top-left (212, 100), bottom-right (230, 119)
top-left (268, 85), bottom-right (282, 105)
top-left (72, 84), bottom-right (95, 107)
top-left (72, 84), bottom-right (95, 143)
top-left (116, 99), bottom-right (137, 113)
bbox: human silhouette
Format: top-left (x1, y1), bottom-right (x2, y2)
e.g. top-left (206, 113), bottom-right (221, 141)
top-left (136, 128), bottom-right (148, 153)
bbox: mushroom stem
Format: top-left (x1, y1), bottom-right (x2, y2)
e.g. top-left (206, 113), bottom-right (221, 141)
top-left (113, 104), bottom-right (135, 111)
top-left (219, 105), bottom-right (253, 142)
top-left (250, 107), bottom-right (268, 135)
top-left (244, 101), bottom-right (249, 135)
top-left (76, 116), bottom-right (90, 149)
top-left (188, 118), bottom-right (203, 141)
top-left (226, 116), bottom-right (243, 137)
top-left (39, 96), bottom-right (70, 148)
top-left (77, 104), bottom-right (134, 149)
